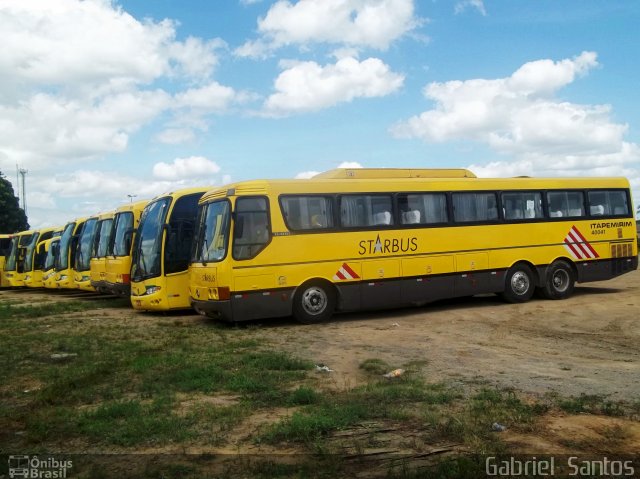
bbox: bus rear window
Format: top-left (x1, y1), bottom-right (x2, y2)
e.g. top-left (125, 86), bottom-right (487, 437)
top-left (587, 190), bottom-right (629, 216)
top-left (281, 196), bottom-right (334, 230)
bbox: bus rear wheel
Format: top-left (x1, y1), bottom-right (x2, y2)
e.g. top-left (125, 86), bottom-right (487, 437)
top-left (501, 263), bottom-right (535, 303)
top-left (293, 281), bottom-right (336, 324)
top-left (541, 260), bottom-right (575, 300)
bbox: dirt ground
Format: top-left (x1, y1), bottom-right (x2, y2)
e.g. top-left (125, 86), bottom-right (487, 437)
top-left (255, 269), bottom-right (640, 401)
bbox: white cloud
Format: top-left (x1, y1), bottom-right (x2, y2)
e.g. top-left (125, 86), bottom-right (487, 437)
top-left (262, 56), bottom-right (404, 116)
top-left (155, 128), bottom-right (197, 145)
top-left (295, 161), bottom-right (363, 179)
top-left (391, 52), bottom-right (640, 177)
top-left (337, 161), bottom-right (363, 169)
top-left (236, 0), bottom-right (421, 58)
top-left (25, 166), bottom-right (225, 228)
top-left (295, 170), bottom-right (320, 179)
top-left (454, 0), bottom-right (486, 16)
top-left (175, 82), bottom-right (237, 111)
top-left (0, 0), bottom-right (236, 170)
top-left (152, 156), bottom-right (221, 180)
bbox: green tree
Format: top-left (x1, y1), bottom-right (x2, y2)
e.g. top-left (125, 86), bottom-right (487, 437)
top-left (0, 170), bottom-right (29, 233)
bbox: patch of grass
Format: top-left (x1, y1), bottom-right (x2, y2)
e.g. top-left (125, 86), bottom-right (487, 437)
top-left (288, 386), bottom-right (321, 406)
top-left (76, 397), bottom-right (192, 446)
top-left (359, 358), bottom-right (391, 375)
top-left (0, 298), bottom-right (127, 320)
top-left (260, 379), bottom-right (458, 445)
top-left (557, 393), bottom-right (625, 416)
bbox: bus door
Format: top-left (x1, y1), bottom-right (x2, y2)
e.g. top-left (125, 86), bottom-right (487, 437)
top-left (164, 193), bottom-right (201, 309)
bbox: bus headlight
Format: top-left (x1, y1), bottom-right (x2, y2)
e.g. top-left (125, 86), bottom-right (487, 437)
top-left (145, 285), bottom-right (162, 295)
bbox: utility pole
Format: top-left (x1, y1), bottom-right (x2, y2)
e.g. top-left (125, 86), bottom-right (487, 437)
top-left (18, 168), bottom-right (28, 214)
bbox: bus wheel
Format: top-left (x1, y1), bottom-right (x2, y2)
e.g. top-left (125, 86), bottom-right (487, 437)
top-left (541, 260), bottom-right (575, 300)
top-left (501, 264), bottom-right (535, 303)
top-left (293, 281), bottom-right (336, 324)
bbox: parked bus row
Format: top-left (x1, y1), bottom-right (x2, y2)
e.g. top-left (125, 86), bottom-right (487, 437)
top-left (1, 168), bottom-right (638, 323)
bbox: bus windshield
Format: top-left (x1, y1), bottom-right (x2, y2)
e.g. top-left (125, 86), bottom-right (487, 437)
top-left (75, 218), bottom-right (98, 271)
top-left (4, 237), bottom-right (18, 271)
top-left (131, 198), bottom-right (170, 281)
top-left (56, 223), bottom-right (76, 271)
top-left (96, 218), bottom-right (114, 258)
top-left (193, 200), bottom-right (230, 264)
top-left (45, 240), bottom-right (59, 271)
top-left (23, 233), bottom-right (41, 272)
top-left (111, 212), bottom-right (134, 257)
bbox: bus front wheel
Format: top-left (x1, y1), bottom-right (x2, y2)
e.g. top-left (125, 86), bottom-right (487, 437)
top-left (293, 281), bottom-right (336, 324)
top-left (501, 264), bottom-right (535, 303)
top-left (541, 260), bottom-right (575, 300)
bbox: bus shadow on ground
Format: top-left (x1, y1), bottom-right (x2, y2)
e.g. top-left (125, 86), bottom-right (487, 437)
top-left (201, 283), bottom-right (628, 329)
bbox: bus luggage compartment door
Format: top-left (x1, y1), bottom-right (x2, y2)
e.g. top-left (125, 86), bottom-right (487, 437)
top-left (401, 255), bottom-right (454, 304)
top-left (361, 259), bottom-right (401, 310)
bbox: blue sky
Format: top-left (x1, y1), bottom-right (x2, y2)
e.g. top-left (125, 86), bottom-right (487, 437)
top-left (1, 0), bottom-right (639, 228)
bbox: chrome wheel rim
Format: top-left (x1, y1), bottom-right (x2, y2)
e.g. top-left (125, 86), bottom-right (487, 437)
top-left (511, 271), bottom-right (530, 296)
top-left (301, 287), bottom-right (327, 316)
top-left (552, 269), bottom-right (570, 293)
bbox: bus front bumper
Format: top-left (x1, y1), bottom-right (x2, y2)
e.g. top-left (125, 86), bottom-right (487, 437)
top-left (104, 281), bottom-right (131, 297)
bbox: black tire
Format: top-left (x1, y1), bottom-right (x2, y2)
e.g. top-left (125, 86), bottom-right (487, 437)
top-left (501, 264), bottom-right (535, 303)
top-left (292, 281), bottom-right (336, 324)
top-left (541, 260), bottom-right (575, 300)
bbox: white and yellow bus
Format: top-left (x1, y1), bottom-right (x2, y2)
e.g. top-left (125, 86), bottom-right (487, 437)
top-left (189, 168), bottom-right (638, 324)
top-left (24, 226), bottom-right (60, 288)
top-left (89, 212), bottom-right (115, 293)
top-left (130, 187), bottom-right (208, 311)
top-left (55, 218), bottom-right (87, 289)
top-left (104, 199), bottom-right (149, 297)
top-left (0, 234), bottom-right (13, 288)
top-left (3, 230), bottom-right (36, 287)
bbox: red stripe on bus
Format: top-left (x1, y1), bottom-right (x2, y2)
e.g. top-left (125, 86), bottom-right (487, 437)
top-left (341, 262), bottom-right (359, 279)
top-left (567, 230), bottom-right (592, 258)
top-left (564, 239), bottom-right (583, 259)
top-left (571, 226), bottom-right (599, 258)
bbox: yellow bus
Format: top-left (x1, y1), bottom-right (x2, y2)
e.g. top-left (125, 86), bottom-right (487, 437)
top-left (104, 199), bottom-right (149, 297)
top-left (130, 187), bottom-right (209, 310)
top-left (89, 212), bottom-right (115, 294)
top-left (74, 214), bottom-right (104, 291)
top-left (3, 230), bottom-right (36, 287)
top-left (43, 237), bottom-right (61, 289)
top-left (0, 234), bottom-right (13, 288)
top-left (23, 227), bottom-right (60, 288)
top-left (55, 218), bottom-right (87, 289)
top-left (189, 168), bottom-right (638, 323)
